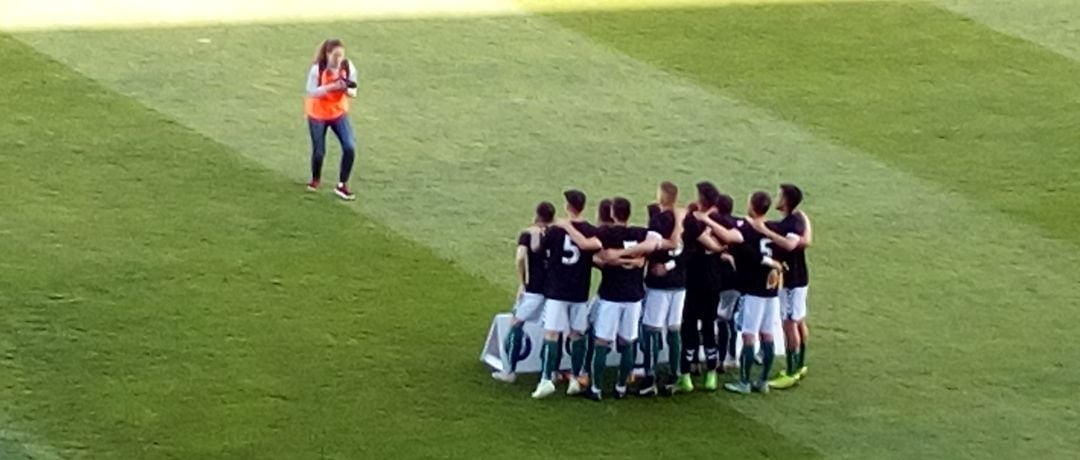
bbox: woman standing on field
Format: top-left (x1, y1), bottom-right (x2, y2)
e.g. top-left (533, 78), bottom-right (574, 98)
top-left (305, 38), bottom-right (358, 201)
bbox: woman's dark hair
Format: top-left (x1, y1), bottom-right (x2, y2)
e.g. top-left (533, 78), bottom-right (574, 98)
top-left (315, 39), bottom-right (349, 76)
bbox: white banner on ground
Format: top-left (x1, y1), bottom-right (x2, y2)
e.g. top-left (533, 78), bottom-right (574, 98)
top-left (480, 313), bottom-right (670, 374)
top-left (480, 309), bottom-right (784, 375)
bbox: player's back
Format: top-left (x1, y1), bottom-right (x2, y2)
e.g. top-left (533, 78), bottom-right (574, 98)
top-left (645, 210), bottom-right (685, 290)
top-left (736, 219), bottom-right (779, 298)
top-left (543, 221), bottom-right (598, 303)
top-left (518, 229), bottom-right (548, 294)
top-left (597, 225), bottom-right (650, 302)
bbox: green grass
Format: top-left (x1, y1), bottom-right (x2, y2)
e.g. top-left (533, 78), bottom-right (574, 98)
top-left (4, 1), bottom-right (1080, 458)
top-left (0, 34), bottom-right (809, 459)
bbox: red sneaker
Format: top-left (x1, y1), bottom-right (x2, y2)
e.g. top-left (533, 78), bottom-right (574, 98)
top-left (334, 183), bottom-right (356, 201)
top-left (306, 179), bottom-right (320, 191)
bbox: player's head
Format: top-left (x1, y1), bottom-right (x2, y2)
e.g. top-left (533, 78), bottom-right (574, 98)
top-left (777, 183), bottom-right (803, 213)
top-left (315, 38), bottom-right (347, 68)
top-left (563, 189), bottom-right (587, 217)
top-left (598, 198), bottom-right (614, 225)
top-left (696, 181), bottom-right (720, 210)
top-left (611, 197), bottom-right (632, 224)
top-left (646, 202), bottom-right (661, 221)
top-left (650, 209), bottom-right (676, 239)
top-left (657, 181), bottom-right (678, 208)
top-left (534, 201), bottom-right (556, 226)
top-left (715, 193), bottom-right (734, 217)
top-left (748, 191), bottom-right (772, 218)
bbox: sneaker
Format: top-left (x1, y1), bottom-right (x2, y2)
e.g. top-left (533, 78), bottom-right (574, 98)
top-left (566, 378), bottom-right (583, 396)
top-left (584, 388), bottom-right (603, 402)
top-left (675, 374), bottom-right (694, 393)
top-left (797, 366), bottom-right (808, 380)
top-left (334, 183), bottom-right (356, 201)
top-left (724, 382), bottom-right (752, 395)
top-left (614, 385), bottom-right (628, 400)
top-left (306, 179), bottom-right (320, 191)
top-left (636, 376), bottom-right (657, 397)
top-left (704, 370), bottom-right (719, 391)
top-left (491, 371), bottom-right (516, 383)
top-left (752, 381), bottom-right (770, 394)
top-left (531, 380), bottom-right (556, 399)
top-left (768, 373), bottom-right (797, 390)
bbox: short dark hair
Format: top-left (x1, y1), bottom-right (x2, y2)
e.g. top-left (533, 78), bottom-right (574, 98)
top-left (780, 183), bottom-right (803, 210)
top-left (750, 191), bottom-right (772, 217)
top-left (715, 193), bottom-right (734, 216)
top-left (646, 203), bottom-right (661, 221)
top-left (564, 189), bottom-right (587, 214)
top-left (535, 201), bottom-right (556, 223)
top-left (611, 197), bottom-right (632, 222)
top-left (696, 181), bottom-right (720, 208)
top-left (598, 198), bottom-right (614, 225)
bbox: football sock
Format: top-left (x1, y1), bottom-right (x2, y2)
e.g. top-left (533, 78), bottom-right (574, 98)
top-left (570, 336), bottom-right (587, 377)
top-left (591, 344), bottom-right (611, 392)
top-left (716, 320), bottom-right (730, 366)
top-left (786, 348), bottom-right (798, 376)
top-left (648, 330), bottom-right (661, 378)
top-left (702, 320), bottom-right (719, 370)
top-left (616, 342), bottom-right (636, 388)
top-left (583, 328), bottom-right (595, 376)
top-left (554, 334), bottom-right (565, 373)
top-left (541, 339), bottom-right (559, 382)
top-left (739, 343), bottom-right (755, 384)
top-left (505, 325), bottom-right (524, 373)
top-left (666, 329), bottom-right (682, 377)
top-left (680, 326), bottom-right (698, 376)
top-left (760, 341), bottom-right (775, 383)
top-left (799, 341), bottom-right (806, 368)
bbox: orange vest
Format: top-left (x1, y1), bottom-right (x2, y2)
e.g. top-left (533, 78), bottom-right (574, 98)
top-left (305, 66), bottom-right (349, 121)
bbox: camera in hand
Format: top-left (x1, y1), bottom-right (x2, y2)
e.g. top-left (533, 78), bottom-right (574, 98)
top-left (342, 79), bottom-right (358, 89)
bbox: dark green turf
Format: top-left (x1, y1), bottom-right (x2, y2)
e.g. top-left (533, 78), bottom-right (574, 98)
top-left (547, 1), bottom-right (1080, 246)
top-left (0, 33), bottom-right (814, 459)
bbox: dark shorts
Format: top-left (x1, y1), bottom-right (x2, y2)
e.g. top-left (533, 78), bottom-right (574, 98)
top-left (683, 287), bottom-right (719, 322)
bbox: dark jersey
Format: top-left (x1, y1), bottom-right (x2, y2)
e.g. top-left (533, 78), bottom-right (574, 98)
top-left (543, 221), bottom-right (599, 303)
top-left (771, 213), bottom-right (809, 288)
top-left (735, 219), bottom-right (779, 298)
top-left (712, 213), bottom-right (740, 292)
top-left (681, 214), bottom-right (721, 293)
top-left (517, 230), bottom-right (547, 294)
top-left (597, 225), bottom-right (652, 302)
top-left (645, 210), bottom-right (686, 290)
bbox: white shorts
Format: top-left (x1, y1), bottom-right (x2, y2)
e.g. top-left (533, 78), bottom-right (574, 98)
top-left (512, 292), bottom-right (546, 323)
top-left (593, 299), bottom-right (642, 343)
top-left (739, 295), bottom-right (781, 336)
top-left (781, 286), bottom-right (809, 322)
top-left (642, 289), bottom-right (685, 329)
top-left (717, 289), bottom-right (741, 320)
top-left (541, 299), bottom-right (582, 334)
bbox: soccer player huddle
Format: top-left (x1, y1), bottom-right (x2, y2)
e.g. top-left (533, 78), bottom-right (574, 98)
top-left (493, 181), bottom-right (813, 401)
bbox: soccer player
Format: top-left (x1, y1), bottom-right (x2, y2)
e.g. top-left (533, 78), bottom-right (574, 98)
top-left (724, 191), bottom-right (785, 395)
top-left (639, 182), bottom-right (687, 396)
top-left (574, 198), bottom-right (616, 393)
top-left (532, 190), bottom-right (602, 399)
top-left (678, 182), bottom-right (744, 392)
top-left (492, 201), bottom-right (556, 383)
top-left (693, 194), bottom-right (742, 371)
top-left (586, 197), bottom-right (664, 401)
top-left (750, 184), bottom-right (813, 389)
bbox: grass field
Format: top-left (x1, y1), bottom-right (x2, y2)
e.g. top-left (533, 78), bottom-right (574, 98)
top-left (2, 0), bottom-right (1079, 458)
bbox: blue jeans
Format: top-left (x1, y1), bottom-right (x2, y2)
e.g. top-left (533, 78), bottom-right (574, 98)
top-left (308, 114), bottom-right (356, 184)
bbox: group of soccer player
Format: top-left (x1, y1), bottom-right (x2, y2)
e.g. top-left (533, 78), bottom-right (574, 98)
top-left (492, 181), bottom-right (812, 401)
